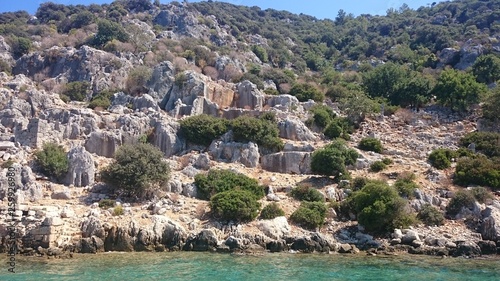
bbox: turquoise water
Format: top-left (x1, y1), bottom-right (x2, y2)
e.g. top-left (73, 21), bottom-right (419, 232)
top-left (1, 252), bottom-right (500, 281)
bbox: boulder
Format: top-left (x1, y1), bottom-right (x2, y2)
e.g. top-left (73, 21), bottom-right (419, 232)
top-left (266, 94), bottom-right (300, 112)
top-left (261, 152), bottom-right (311, 174)
top-left (257, 216), bottom-right (291, 240)
top-left (132, 94), bottom-right (160, 111)
top-left (81, 216), bottom-right (105, 239)
top-left (80, 236), bottom-right (105, 254)
top-left (51, 190), bottom-right (72, 200)
top-left (234, 81), bottom-right (264, 110)
top-left (278, 118), bottom-right (316, 141)
top-left (85, 131), bottom-right (122, 158)
top-left (148, 61), bottom-right (175, 102)
top-left (65, 146), bottom-right (95, 187)
top-left (401, 230), bottom-right (420, 245)
top-left (183, 229), bottom-right (218, 251)
top-left (481, 204), bottom-right (500, 242)
top-left (152, 119), bottom-right (185, 157)
top-left (194, 153), bottom-right (210, 170)
top-left (209, 140), bottom-right (260, 168)
top-left (451, 241), bottom-right (481, 257)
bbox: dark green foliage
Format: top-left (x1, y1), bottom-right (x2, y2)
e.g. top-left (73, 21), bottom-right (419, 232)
top-left (290, 202), bottom-right (327, 229)
top-left (101, 143), bottom-right (171, 197)
top-left (418, 204), bottom-right (445, 226)
top-left (290, 185), bottom-right (324, 202)
top-left (358, 137), bottom-right (383, 153)
top-left (394, 173), bottom-right (419, 199)
top-left (35, 142), bottom-right (68, 181)
top-left (210, 189), bottom-right (261, 222)
top-left (88, 90), bottom-right (114, 109)
top-left (194, 169), bottom-right (264, 200)
top-left (92, 19), bottom-right (129, 48)
top-left (446, 190), bottom-right (476, 217)
top-left (289, 83), bottom-right (324, 102)
top-left (472, 54), bottom-right (500, 84)
top-left (311, 140), bottom-right (358, 179)
top-left (382, 158), bottom-right (393, 165)
top-left (11, 36), bottom-right (32, 57)
top-left (351, 177), bottom-right (369, 191)
top-left (432, 69), bottom-right (487, 112)
top-left (309, 104), bottom-right (336, 129)
top-left (454, 156), bottom-right (500, 190)
top-left (260, 202), bottom-right (285, 219)
top-left (346, 182), bottom-right (415, 233)
top-left (369, 161), bottom-right (386, 173)
top-left (61, 81), bottom-right (90, 102)
top-left (482, 88), bottom-right (500, 122)
top-left (179, 115), bottom-right (229, 146)
top-left (251, 45), bottom-right (268, 63)
top-left (324, 122), bottom-right (342, 139)
top-left (428, 148), bottom-right (455, 169)
top-left (98, 199), bottom-right (116, 209)
top-left (362, 63), bottom-right (408, 101)
top-left (459, 132), bottom-right (500, 158)
top-left (126, 66), bottom-right (152, 95)
top-left (231, 115), bottom-right (283, 152)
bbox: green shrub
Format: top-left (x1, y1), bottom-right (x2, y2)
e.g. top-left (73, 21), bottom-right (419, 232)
top-left (88, 90), bottom-right (114, 109)
top-left (61, 81), bottom-right (90, 101)
top-left (194, 169), bottom-right (264, 200)
top-left (446, 190), bottom-right (476, 217)
top-left (324, 123), bottom-right (343, 139)
top-left (454, 156), bottom-right (500, 189)
top-left (98, 199), bottom-right (116, 209)
top-left (459, 132), bottom-right (500, 158)
top-left (428, 148), bottom-right (455, 169)
top-left (101, 143), bottom-right (170, 198)
top-left (290, 185), bottom-right (324, 202)
top-left (470, 187), bottom-right (494, 203)
top-left (382, 158), bottom-right (393, 165)
top-left (1, 159), bottom-right (15, 169)
top-left (260, 202), bottom-right (285, 219)
top-left (417, 204), bottom-right (445, 226)
top-left (126, 66), bottom-right (152, 95)
top-left (352, 177), bottom-right (369, 191)
top-left (230, 115), bottom-right (283, 152)
top-left (346, 182), bottom-right (415, 233)
top-left (92, 19), bottom-right (129, 47)
top-left (311, 140), bottom-right (358, 180)
top-left (210, 189), bottom-right (261, 222)
top-left (394, 173), bottom-right (419, 199)
top-left (369, 161), bottom-right (386, 172)
top-left (358, 137), bottom-right (383, 153)
top-left (35, 142), bottom-right (68, 181)
top-left (113, 205), bottom-right (124, 216)
top-left (309, 104), bottom-right (336, 128)
top-left (0, 59), bottom-right (11, 75)
top-left (179, 114), bottom-right (229, 146)
top-left (289, 83), bottom-right (324, 102)
top-left (290, 202), bottom-right (327, 229)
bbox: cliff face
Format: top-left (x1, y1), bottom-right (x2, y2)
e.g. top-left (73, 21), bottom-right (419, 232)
top-left (0, 0), bottom-right (499, 257)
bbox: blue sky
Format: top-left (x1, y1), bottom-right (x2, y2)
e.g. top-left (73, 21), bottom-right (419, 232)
top-left (0, 0), bottom-right (444, 19)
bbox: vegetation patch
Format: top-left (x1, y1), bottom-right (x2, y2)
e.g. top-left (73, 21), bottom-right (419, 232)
top-left (194, 169), bottom-right (264, 200)
top-left (358, 137), bottom-right (383, 153)
top-left (260, 202), bottom-right (285, 220)
top-left (290, 202), bottom-right (327, 229)
top-left (210, 189), bottom-right (261, 222)
top-left (290, 185), bottom-right (324, 202)
top-left (35, 142), bottom-right (69, 181)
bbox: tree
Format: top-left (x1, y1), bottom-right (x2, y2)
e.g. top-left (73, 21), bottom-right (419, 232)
top-left (362, 63), bottom-right (408, 101)
top-left (194, 169), bottom-right (264, 200)
top-left (482, 88), bottom-right (500, 122)
top-left (432, 69), bottom-right (487, 112)
top-left (35, 142), bottom-right (69, 182)
top-left (472, 54), bottom-right (500, 84)
top-left (92, 19), bottom-right (129, 48)
top-left (61, 81), bottom-right (90, 101)
top-left (101, 143), bottom-right (170, 198)
top-left (289, 83), bottom-right (324, 102)
top-left (311, 140), bottom-right (358, 180)
top-left (179, 115), bottom-right (229, 146)
top-left (210, 189), bottom-right (261, 222)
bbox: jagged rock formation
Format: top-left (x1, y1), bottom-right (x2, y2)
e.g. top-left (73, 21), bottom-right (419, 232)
top-left (65, 146), bottom-right (95, 187)
top-left (261, 152), bottom-right (311, 174)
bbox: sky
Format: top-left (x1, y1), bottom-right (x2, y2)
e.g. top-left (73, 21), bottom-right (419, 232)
top-left (0, 0), bottom-right (444, 19)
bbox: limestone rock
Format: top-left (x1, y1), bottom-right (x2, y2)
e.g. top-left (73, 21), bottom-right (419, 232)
top-left (85, 131), bottom-right (122, 158)
top-left (481, 204), bottom-right (500, 242)
top-left (81, 215), bottom-right (105, 239)
top-left (183, 229), bottom-right (218, 251)
top-left (209, 140), bottom-right (259, 168)
top-left (257, 216), bottom-right (291, 240)
top-left (132, 94), bottom-right (160, 112)
top-left (261, 152), bottom-right (311, 174)
top-left (234, 81), bottom-right (264, 110)
top-left (266, 94), bottom-right (300, 112)
top-left (152, 119), bottom-right (185, 158)
top-left (65, 146), bottom-right (95, 187)
top-left (278, 117), bottom-right (316, 141)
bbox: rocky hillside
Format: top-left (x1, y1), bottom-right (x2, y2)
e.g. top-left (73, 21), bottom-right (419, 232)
top-left (0, 0), bottom-right (500, 257)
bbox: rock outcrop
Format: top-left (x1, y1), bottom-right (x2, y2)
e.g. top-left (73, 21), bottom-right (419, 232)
top-left (65, 146), bottom-right (95, 187)
top-left (261, 152), bottom-right (311, 174)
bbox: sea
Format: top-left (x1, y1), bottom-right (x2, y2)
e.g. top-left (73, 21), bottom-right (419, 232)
top-left (1, 252), bottom-right (500, 281)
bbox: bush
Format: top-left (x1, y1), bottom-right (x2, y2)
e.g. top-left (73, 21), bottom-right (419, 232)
top-left (0, 59), bottom-right (11, 75)
top-left (92, 19), bottom-right (129, 47)
top-left (446, 190), bottom-right (476, 217)
top-left (346, 182), bottom-right (415, 233)
top-left (459, 132), bottom-right (500, 158)
top-left (289, 83), bottom-right (324, 102)
top-left (126, 66), bottom-right (152, 95)
top-left (428, 148), bottom-right (454, 169)
top-left (88, 90), bottom-right (114, 109)
top-left (352, 177), bottom-right (369, 191)
top-left (290, 202), bottom-right (327, 229)
top-left (194, 169), bottom-right (264, 200)
top-left (210, 189), bottom-right (261, 222)
top-left (179, 115), bottom-right (229, 146)
top-left (61, 81), bottom-right (90, 102)
top-left (230, 115), bottom-right (283, 152)
top-left (417, 204), bottom-right (445, 226)
top-left (290, 185), bottom-right (324, 202)
top-left (324, 122), bottom-right (343, 139)
top-left (309, 105), bottom-right (336, 128)
top-left (382, 158), bottom-right (393, 165)
top-left (470, 187), bottom-right (494, 203)
top-left (369, 161), bottom-right (386, 172)
top-left (35, 142), bottom-right (68, 181)
top-left (311, 140), bottom-right (358, 180)
top-left (98, 199), bottom-right (116, 209)
top-left (101, 143), bottom-right (170, 198)
top-left (113, 205), bottom-right (124, 216)
top-left (358, 137), bottom-right (383, 153)
top-left (394, 173), bottom-right (419, 199)
top-left (454, 156), bottom-right (500, 190)
top-left (260, 203), bottom-right (285, 220)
